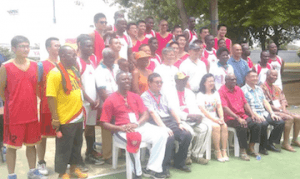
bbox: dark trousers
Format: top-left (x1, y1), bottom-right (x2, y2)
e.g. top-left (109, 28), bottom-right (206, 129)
top-left (226, 117), bottom-right (261, 149)
top-left (55, 122), bottom-right (83, 174)
top-left (162, 119), bottom-right (192, 170)
top-left (259, 114), bottom-right (285, 150)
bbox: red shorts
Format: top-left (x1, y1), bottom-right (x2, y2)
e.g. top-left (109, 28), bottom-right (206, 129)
top-left (40, 113), bottom-right (56, 137)
top-left (4, 121), bottom-right (41, 149)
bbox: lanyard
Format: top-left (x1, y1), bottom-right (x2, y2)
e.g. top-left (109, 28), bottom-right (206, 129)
top-left (147, 90), bottom-right (161, 110)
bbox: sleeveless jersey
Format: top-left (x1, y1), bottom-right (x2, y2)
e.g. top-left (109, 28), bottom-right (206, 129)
top-left (4, 60), bottom-right (38, 125)
top-left (214, 37), bottom-right (232, 53)
top-left (184, 29), bottom-right (198, 45)
top-left (268, 56), bottom-right (283, 89)
top-left (174, 54), bottom-right (190, 68)
top-left (144, 30), bottom-right (156, 39)
top-left (94, 30), bottom-right (105, 65)
top-left (156, 32), bottom-right (173, 57)
top-left (254, 63), bottom-right (273, 85)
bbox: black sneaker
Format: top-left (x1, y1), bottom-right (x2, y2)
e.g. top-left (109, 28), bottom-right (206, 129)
top-left (142, 168), bottom-right (166, 179)
top-left (85, 154), bottom-right (105, 165)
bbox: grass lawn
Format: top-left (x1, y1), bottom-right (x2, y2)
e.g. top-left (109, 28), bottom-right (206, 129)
top-left (96, 146), bottom-right (300, 179)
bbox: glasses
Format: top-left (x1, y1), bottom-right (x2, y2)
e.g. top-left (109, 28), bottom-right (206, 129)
top-left (99, 21), bottom-right (107, 25)
top-left (17, 45), bottom-right (30, 49)
top-left (153, 81), bottom-right (163, 85)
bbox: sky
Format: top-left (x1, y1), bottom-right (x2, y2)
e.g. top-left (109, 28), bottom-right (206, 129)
top-left (0, 0), bottom-right (122, 58)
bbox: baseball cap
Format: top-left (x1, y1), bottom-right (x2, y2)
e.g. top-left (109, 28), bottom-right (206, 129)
top-left (135, 51), bottom-right (151, 60)
top-left (175, 72), bottom-right (189, 80)
top-left (126, 132), bottom-right (142, 153)
top-left (189, 43), bottom-right (201, 50)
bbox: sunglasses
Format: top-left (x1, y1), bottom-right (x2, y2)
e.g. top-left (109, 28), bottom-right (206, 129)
top-left (99, 21), bottom-right (107, 25)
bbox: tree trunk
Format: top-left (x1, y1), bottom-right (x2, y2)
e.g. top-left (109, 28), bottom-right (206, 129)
top-left (210, 0), bottom-right (218, 36)
top-left (175, 0), bottom-right (188, 29)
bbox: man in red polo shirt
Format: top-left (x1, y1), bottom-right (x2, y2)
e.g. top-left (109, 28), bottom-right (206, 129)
top-left (100, 72), bottom-right (168, 179)
top-left (218, 73), bottom-right (261, 161)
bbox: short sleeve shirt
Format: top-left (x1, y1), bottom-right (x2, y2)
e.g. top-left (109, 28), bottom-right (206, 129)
top-left (210, 62), bottom-right (234, 90)
top-left (218, 85), bottom-right (248, 121)
top-left (197, 92), bottom-right (221, 119)
top-left (117, 34), bottom-right (132, 60)
top-left (228, 57), bottom-right (250, 86)
top-left (100, 91), bottom-right (146, 126)
top-left (241, 84), bottom-right (266, 115)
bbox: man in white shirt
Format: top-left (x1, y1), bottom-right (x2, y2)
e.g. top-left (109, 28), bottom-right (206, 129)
top-left (115, 18), bottom-right (133, 62)
top-left (154, 47), bottom-right (178, 95)
top-left (203, 35), bottom-right (218, 69)
top-left (179, 43), bottom-right (207, 93)
top-left (210, 47), bottom-right (234, 90)
top-left (95, 48), bottom-right (119, 164)
top-left (172, 72), bottom-right (211, 165)
top-left (268, 43), bottom-right (284, 90)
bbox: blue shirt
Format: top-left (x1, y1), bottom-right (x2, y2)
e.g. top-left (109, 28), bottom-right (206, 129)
top-left (241, 84), bottom-right (266, 115)
top-left (228, 57), bottom-right (249, 86)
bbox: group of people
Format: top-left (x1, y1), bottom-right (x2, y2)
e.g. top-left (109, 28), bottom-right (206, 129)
top-left (0, 10), bottom-right (300, 179)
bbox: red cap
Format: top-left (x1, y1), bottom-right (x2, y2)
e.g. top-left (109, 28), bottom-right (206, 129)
top-left (126, 132), bottom-right (142, 153)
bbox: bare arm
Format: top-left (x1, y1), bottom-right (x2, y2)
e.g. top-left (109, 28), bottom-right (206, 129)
top-left (47, 96), bottom-right (59, 121)
top-left (101, 121), bottom-right (125, 133)
top-left (263, 99), bottom-right (274, 114)
top-left (131, 70), bottom-right (140, 95)
top-left (170, 109), bottom-right (181, 124)
top-left (216, 103), bottom-right (224, 120)
top-left (149, 111), bottom-right (166, 127)
top-left (199, 105), bottom-right (217, 121)
top-left (97, 88), bottom-right (108, 102)
top-left (0, 66), bottom-right (7, 101)
top-left (223, 106), bottom-right (239, 120)
top-left (183, 31), bottom-right (189, 41)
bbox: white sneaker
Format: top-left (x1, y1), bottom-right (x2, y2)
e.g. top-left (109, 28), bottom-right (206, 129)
top-left (37, 163), bottom-right (49, 176)
top-left (27, 169), bottom-right (48, 179)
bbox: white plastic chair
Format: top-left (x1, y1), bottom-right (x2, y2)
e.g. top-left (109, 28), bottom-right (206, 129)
top-left (112, 136), bottom-right (149, 179)
top-left (227, 127), bottom-right (240, 157)
top-left (206, 133), bottom-right (212, 160)
top-left (254, 125), bottom-right (274, 153)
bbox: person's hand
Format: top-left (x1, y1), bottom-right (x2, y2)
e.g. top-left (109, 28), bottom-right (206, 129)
top-left (165, 127), bottom-right (174, 136)
top-left (271, 113), bottom-right (281, 121)
top-left (252, 114), bottom-right (261, 123)
top-left (179, 123), bottom-right (188, 131)
top-left (92, 99), bottom-right (101, 110)
top-left (51, 118), bottom-right (60, 130)
top-left (237, 117), bottom-right (247, 128)
top-left (121, 123), bottom-right (138, 133)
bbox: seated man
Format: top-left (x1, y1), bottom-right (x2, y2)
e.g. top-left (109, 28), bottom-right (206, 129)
top-left (141, 73), bottom-right (192, 175)
top-left (173, 72), bottom-right (211, 165)
top-left (261, 69), bottom-right (300, 152)
top-left (219, 73), bottom-right (261, 161)
top-left (100, 72), bottom-right (168, 179)
top-left (242, 71), bottom-right (284, 155)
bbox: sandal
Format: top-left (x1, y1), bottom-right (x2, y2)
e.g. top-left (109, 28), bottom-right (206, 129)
top-left (221, 149), bottom-right (229, 161)
top-left (214, 150), bottom-right (225, 162)
top-left (240, 152), bottom-right (250, 161)
top-left (282, 145), bottom-right (296, 152)
top-left (291, 140), bottom-right (300, 147)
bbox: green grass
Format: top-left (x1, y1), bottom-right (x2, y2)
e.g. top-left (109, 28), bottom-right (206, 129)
top-left (96, 147), bottom-right (300, 179)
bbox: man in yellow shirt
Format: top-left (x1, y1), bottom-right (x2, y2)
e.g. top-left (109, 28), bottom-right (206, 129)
top-left (46, 45), bottom-right (87, 179)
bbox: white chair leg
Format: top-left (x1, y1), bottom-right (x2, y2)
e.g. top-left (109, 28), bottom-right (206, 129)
top-left (254, 143), bottom-right (259, 153)
top-left (206, 136), bottom-right (211, 160)
top-left (126, 151), bottom-right (132, 179)
top-left (112, 143), bottom-right (119, 169)
top-left (227, 139), bottom-right (230, 156)
top-left (233, 131), bottom-right (240, 157)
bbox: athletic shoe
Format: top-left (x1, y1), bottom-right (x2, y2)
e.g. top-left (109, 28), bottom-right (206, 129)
top-left (37, 161), bottom-right (49, 175)
top-left (27, 169), bottom-right (48, 179)
top-left (85, 154), bottom-right (104, 165)
top-left (78, 163), bottom-right (89, 172)
top-left (70, 168), bottom-right (88, 178)
top-left (7, 174), bottom-right (17, 179)
top-left (142, 168), bottom-right (166, 179)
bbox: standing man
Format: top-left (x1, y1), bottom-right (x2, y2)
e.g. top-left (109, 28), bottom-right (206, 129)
top-left (109, 37), bottom-right (122, 64)
top-left (253, 51), bottom-right (273, 85)
top-left (228, 44), bottom-right (250, 87)
top-left (76, 34), bottom-right (103, 165)
top-left (199, 27), bottom-right (210, 49)
top-left (241, 44), bottom-right (253, 69)
top-left (115, 18), bottom-right (133, 61)
top-left (203, 35), bottom-right (217, 71)
top-left (47, 46), bottom-right (87, 178)
top-left (0, 36), bottom-right (45, 179)
top-left (101, 72), bottom-right (168, 179)
top-left (219, 74), bottom-right (261, 161)
top-left (154, 47), bottom-right (178, 95)
top-left (242, 71), bottom-right (284, 154)
top-left (95, 48), bottom-right (119, 164)
top-left (214, 24), bottom-right (232, 53)
top-left (184, 17), bottom-right (198, 45)
top-left (166, 25), bottom-right (182, 47)
top-left (141, 73), bottom-right (192, 174)
top-left (89, 13), bottom-right (106, 66)
top-left (37, 37), bottom-right (60, 176)
top-left (145, 16), bottom-right (156, 39)
top-left (179, 43), bottom-right (207, 93)
top-left (136, 20), bottom-right (149, 45)
top-left (268, 43), bottom-right (284, 90)
top-left (173, 72), bottom-right (210, 165)
top-left (156, 20), bottom-right (173, 57)
top-left (261, 70), bottom-right (300, 152)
